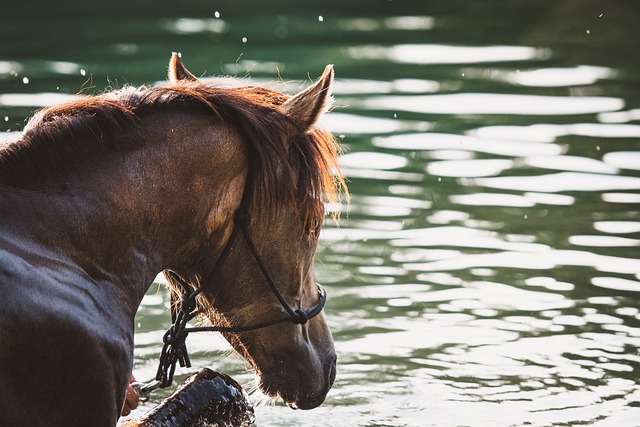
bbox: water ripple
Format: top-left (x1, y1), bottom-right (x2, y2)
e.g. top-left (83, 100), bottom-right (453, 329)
top-left (373, 132), bottom-right (563, 157)
top-left (0, 92), bottom-right (79, 107)
top-left (364, 93), bottom-right (624, 115)
top-left (472, 123), bottom-right (640, 142)
top-left (427, 159), bottom-right (514, 178)
top-left (348, 44), bottom-right (544, 65)
top-left (500, 65), bottom-right (615, 87)
top-left (161, 17), bottom-right (227, 34)
top-left (472, 172), bottom-right (640, 192)
top-left (403, 249), bottom-right (640, 275)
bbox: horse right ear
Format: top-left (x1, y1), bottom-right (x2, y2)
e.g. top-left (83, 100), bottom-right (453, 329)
top-left (282, 65), bottom-right (334, 132)
top-left (169, 52), bottom-right (199, 83)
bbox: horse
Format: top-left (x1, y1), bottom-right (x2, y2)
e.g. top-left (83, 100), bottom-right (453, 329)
top-left (0, 53), bottom-right (344, 426)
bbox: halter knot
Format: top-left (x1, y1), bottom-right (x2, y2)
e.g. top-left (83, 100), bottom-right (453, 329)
top-left (162, 327), bottom-right (187, 346)
top-left (180, 293), bottom-right (196, 315)
top-left (292, 309), bottom-right (309, 325)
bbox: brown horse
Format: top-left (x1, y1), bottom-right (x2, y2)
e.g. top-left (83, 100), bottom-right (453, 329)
top-left (0, 53), bottom-right (343, 426)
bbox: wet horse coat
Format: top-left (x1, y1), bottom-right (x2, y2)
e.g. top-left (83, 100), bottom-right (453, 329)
top-left (0, 54), bottom-right (342, 426)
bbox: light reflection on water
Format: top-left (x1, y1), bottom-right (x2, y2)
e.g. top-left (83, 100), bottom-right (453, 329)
top-left (2, 1), bottom-right (640, 426)
top-left (364, 93), bottom-right (624, 116)
top-left (348, 44), bottom-right (545, 65)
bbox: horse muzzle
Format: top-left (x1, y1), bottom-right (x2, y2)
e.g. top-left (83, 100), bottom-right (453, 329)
top-left (259, 350), bottom-right (337, 410)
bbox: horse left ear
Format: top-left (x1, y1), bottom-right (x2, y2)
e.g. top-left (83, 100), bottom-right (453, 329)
top-left (282, 65), bottom-right (334, 131)
top-left (169, 52), bottom-right (199, 83)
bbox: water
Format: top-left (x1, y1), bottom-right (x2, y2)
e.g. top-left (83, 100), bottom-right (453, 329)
top-left (2, 1), bottom-right (640, 425)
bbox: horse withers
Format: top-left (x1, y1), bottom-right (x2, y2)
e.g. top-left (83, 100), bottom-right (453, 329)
top-left (0, 53), bottom-right (343, 426)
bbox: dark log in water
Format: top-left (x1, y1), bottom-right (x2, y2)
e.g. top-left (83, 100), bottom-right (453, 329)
top-left (120, 369), bottom-right (255, 427)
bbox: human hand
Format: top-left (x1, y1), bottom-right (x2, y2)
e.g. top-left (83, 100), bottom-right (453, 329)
top-left (121, 374), bottom-right (140, 416)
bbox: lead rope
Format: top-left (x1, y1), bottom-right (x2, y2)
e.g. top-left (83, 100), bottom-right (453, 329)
top-left (154, 217), bottom-right (242, 389)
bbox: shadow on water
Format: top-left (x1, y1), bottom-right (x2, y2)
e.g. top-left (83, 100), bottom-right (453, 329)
top-left (2, 1), bottom-right (640, 426)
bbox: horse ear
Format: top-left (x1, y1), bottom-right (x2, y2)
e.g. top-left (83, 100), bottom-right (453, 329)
top-left (282, 65), bottom-right (334, 131)
top-left (169, 52), bottom-right (198, 83)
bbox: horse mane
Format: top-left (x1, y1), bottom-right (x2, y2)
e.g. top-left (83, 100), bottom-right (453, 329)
top-left (0, 81), bottom-right (345, 230)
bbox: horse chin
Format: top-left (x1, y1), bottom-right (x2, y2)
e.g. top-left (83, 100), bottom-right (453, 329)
top-left (257, 353), bottom-right (337, 410)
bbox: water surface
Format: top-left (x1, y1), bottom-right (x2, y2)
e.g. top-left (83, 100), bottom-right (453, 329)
top-left (2, 1), bottom-right (640, 426)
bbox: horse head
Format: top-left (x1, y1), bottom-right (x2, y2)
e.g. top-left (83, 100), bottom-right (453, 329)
top-left (166, 54), bottom-right (341, 410)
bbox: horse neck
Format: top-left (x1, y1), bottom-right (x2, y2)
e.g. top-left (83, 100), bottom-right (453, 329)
top-left (1, 114), bottom-right (246, 314)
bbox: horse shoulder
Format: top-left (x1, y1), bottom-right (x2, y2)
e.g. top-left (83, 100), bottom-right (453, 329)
top-left (0, 250), bottom-right (132, 426)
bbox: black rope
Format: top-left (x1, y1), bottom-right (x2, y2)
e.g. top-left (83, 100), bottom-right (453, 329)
top-left (155, 220), bottom-right (241, 387)
top-left (185, 285), bottom-right (326, 333)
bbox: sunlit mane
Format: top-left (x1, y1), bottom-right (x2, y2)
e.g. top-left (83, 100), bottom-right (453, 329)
top-left (0, 81), bottom-right (345, 229)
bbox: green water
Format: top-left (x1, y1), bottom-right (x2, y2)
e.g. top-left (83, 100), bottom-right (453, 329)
top-left (2, 1), bottom-right (640, 426)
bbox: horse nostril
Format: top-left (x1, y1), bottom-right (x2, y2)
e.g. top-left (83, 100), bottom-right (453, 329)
top-left (327, 355), bottom-right (337, 388)
top-left (328, 363), bottom-right (336, 388)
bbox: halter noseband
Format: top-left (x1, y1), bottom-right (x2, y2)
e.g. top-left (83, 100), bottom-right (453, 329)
top-left (147, 191), bottom-right (327, 393)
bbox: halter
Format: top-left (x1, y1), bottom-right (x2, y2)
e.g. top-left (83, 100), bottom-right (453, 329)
top-left (139, 174), bottom-right (328, 396)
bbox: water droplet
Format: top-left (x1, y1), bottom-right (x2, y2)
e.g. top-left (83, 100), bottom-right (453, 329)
top-left (214, 11), bottom-right (220, 18)
top-left (393, 113), bottom-right (397, 118)
top-left (22, 77), bottom-right (29, 84)
top-left (586, 29), bottom-right (591, 35)
top-left (80, 69), bottom-right (86, 76)
top-left (599, 13), bottom-right (604, 18)
top-left (4, 116), bottom-right (8, 122)
top-left (318, 15), bottom-right (324, 22)
top-left (241, 37), bottom-right (247, 43)
top-left (524, 214), bottom-right (528, 220)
